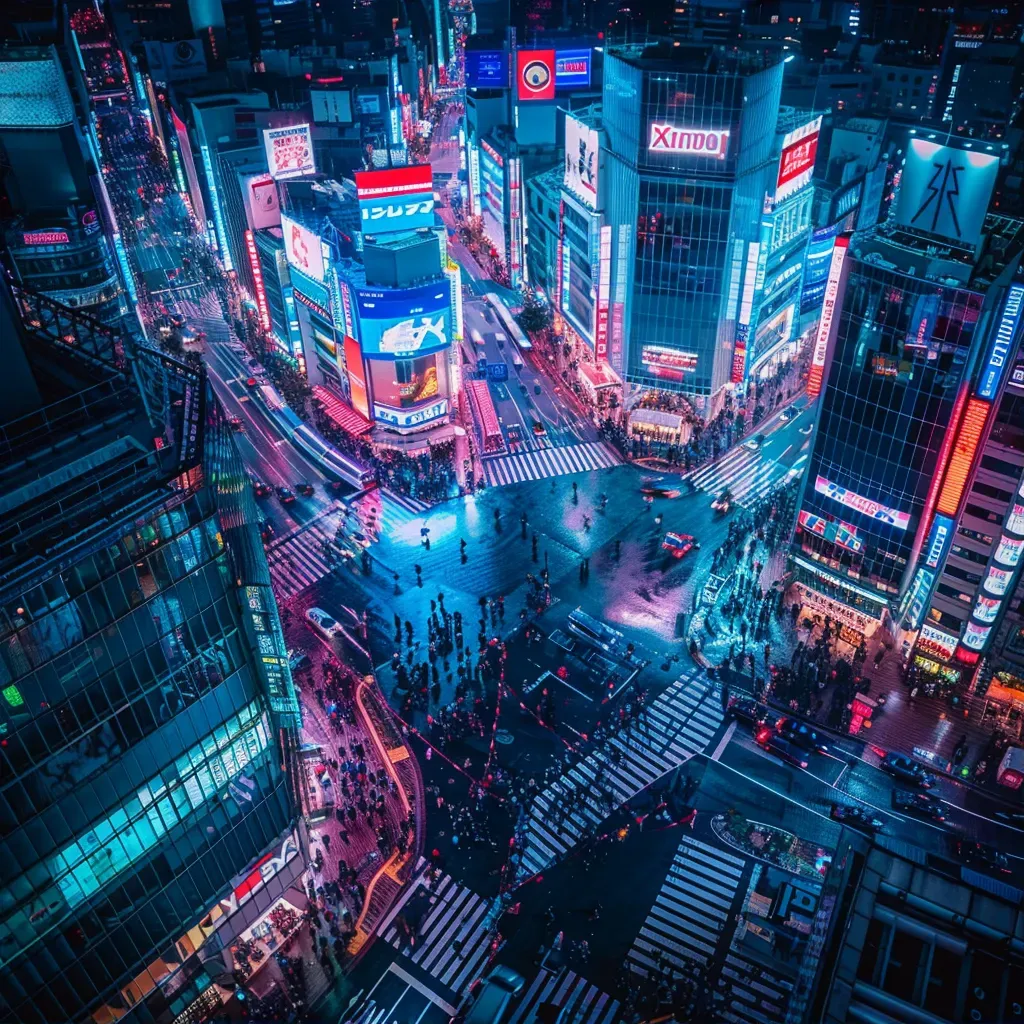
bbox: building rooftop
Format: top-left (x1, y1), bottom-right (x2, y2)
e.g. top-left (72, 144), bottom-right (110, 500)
top-left (0, 45), bottom-right (74, 128)
top-left (608, 40), bottom-right (783, 76)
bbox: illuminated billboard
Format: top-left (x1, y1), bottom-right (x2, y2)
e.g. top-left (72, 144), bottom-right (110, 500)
top-left (263, 124), bottom-right (315, 180)
top-left (281, 214), bottom-right (324, 283)
top-left (775, 117), bottom-right (821, 203)
top-left (516, 50), bottom-right (556, 101)
top-left (976, 283), bottom-right (1023, 399)
top-left (919, 624), bottom-right (957, 660)
top-left (895, 139), bottom-right (998, 247)
top-left (466, 50), bottom-right (507, 88)
top-left (923, 513), bottom-right (955, 570)
top-left (936, 397), bottom-right (990, 516)
top-left (641, 345), bottom-right (698, 382)
top-left (241, 174), bottom-right (280, 230)
top-left (555, 49), bottom-right (591, 89)
top-left (373, 398), bottom-right (448, 429)
top-left (354, 165), bottom-right (435, 234)
top-left (962, 621), bottom-right (992, 651)
top-left (344, 335), bottom-right (370, 419)
top-left (797, 511), bottom-right (863, 553)
top-left (21, 230), bottom-right (69, 246)
top-left (564, 115), bottom-right (598, 206)
top-left (356, 282), bottom-right (451, 358)
top-left (807, 236), bottom-right (850, 397)
top-left (815, 475), bottom-right (910, 530)
top-left (648, 124), bottom-right (729, 159)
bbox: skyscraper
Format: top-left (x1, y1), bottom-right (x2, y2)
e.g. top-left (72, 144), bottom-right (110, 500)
top-left (0, 281), bottom-right (304, 1024)
top-left (788, 136), bottom-right (1023, 650)
top-left (601, 42), bottom-right (784, 413)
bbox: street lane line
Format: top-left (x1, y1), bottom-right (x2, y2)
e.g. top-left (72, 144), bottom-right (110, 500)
top-left (712, 721), bottom-right (737, 760)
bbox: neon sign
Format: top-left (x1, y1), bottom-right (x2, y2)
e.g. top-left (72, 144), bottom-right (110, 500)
top-left (245, 230), bottom-right (271, 333)
top-left (976, 283), bottom-right (1024, 399)
top-left (648, 123), bottom-right (730, 159)
top-left (807, 236), bottom-right (850, 397)
top-left (936, 397), bottom-right (990, 516)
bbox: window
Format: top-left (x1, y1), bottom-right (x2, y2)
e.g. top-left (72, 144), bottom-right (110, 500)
top-left (971, 481), bottom-right (1013, 503)
top-left (964, 504), bottom-right (1004, 526)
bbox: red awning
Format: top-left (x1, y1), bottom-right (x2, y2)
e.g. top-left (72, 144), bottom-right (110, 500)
top-left (313, 385), bottom-right (373, 436)
top-left (464, 379), bottom-right (504, 451)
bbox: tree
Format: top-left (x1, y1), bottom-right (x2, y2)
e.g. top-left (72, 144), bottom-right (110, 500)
top-left (517, 290), bottom-right (551, 334)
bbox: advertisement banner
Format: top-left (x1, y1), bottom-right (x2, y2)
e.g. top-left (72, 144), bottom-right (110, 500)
top-left (517, 50), bottom-right (556, 102)
top-left (815, 475), bottom-right (910, 530)
top-left (797, 511), bottom-right (863, 553)
top-left (596, 224), bottom-right (611, 359)
top-left (357, 283), bottom-right (450, 358)
top-left (775, 117), bottom-right (821, 202)
top-left (648, 123), bottom-right (729, 159)
top-left (807, 236), bottom-right (850, 398)
top-left (641, 345), bottom-right (698, 382)
top-left (373, 398), bottom-right (448, 428)
top-left (344, 335), bottom-right (370, 419)
top-left (919, 624), bottom-right (957, 660)
top-left (144, 39), bottom-right (207, 82)
top-left (923, 513), bottom-right (955, 570)
top-left (564, 115), bottom-right (599, 206)
top-left (555, 49), bottom-right (591, 88)
top-left (281, 214), bottom-right (325, 282)
top-left (241, 174), bottom-right (281, 230)
top-left (354, 165), bottom-right (435, 233)
top-left (21, 230), bottom-right (69, 246)
top-left (896, 139), bottom-right (998, 248)
top-left (962, 621), bottom-right (991, 651)
top-left (263, 124), bottom-right (315, 180)
top-left (311, 89), bottom-right (353, 124)
top-left (245, 231), bottom-right (271, 333)
top-left (976, 283), bottom-right (1024, 400)
top-left (466, 50), bottom-right (507, 89)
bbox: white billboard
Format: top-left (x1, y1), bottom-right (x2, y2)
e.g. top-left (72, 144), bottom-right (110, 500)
top-left (263, 124), bottom-right (315, 181)
top-left (896, 139), bottom-right (998, 248)
top-left (240, 174), bottom-right (281, 230)
top-left (564, 114), bottom-right (598, 206)
top-left (281, 214), bottom-right (325, 283)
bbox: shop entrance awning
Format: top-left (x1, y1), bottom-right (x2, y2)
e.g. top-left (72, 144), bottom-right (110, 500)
top-left (313, 385), bottom-right (373, 436)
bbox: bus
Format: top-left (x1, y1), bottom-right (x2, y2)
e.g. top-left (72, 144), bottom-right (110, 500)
top-left (484, 293), bottom-right (532, 351)
top-left (470, 327), bottom-right (485, 346)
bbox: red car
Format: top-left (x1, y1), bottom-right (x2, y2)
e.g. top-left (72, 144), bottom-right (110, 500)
top-left (661, 532), bottom-right (698, 558)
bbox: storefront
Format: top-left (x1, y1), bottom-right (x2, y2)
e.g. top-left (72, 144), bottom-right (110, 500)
top-left (628, 407), bottom-right (690, 446)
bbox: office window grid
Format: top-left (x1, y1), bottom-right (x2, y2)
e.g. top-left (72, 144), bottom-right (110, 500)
top-left (798, 262), bottom-right (981, 597)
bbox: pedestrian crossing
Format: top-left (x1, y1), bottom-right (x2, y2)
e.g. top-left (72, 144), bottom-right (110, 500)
top-left (508, 968), bottom-right (621, 1024)
top-left (267, 518), bottom-right (341, 600)
top-left (376, 859), bottom-right (496, 997)
top-left (381, 487), bottom-right (432, 514)
top-left (517, 671), bottom-right (723, 879)
top-left (483, 441), bottom-right (621, 487)
top-left (719, 943), bottom-right (794, 1024)
top-left (627, 836), bottom-right (746, 978)
top-left (686, 448), bottom-right (793, 509)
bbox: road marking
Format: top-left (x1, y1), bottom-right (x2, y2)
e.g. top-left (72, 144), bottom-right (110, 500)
top-left (712, 721), bottom-right (737, 761)
top-left (388, 963), bottom-right (457, 1016)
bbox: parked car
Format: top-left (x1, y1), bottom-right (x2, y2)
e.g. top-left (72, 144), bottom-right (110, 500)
top-left (831, 803), bottom-right (885, 834)
top-left (727, 697), bottom-right (770, 726)
top-left (891, 790), bottom-right (946, 822)
top-left (776, 717), bottom-right (829, 754)
top-left (880, 753), bottom-right (936, 788)
top-left (756, 729), bottom-right (809, 769)
top-left (953, 840), bottom-right (1011, 875)
top-left (295, 482), bottom-right (315, 497)
top-left (462, 965), bottom-right (525, 1024)
top-left (305, 607), bottom-right (342, 640)
top-left (276, 486), bottom-right (296, 505)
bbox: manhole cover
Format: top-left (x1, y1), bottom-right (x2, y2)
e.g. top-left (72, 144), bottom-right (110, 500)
top-left (495, 729), bottom-right (514, 745)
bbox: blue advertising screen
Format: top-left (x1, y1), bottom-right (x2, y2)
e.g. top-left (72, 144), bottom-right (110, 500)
top-left (555, 49), bottom-right (591, 89)
top-left (356, 282), bottom-right (451, 359)
top-left (466, 50), bottom-right (507, 89)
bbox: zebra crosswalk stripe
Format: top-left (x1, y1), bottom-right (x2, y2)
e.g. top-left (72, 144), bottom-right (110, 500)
top-left (719, 946), bottom-right (794, 1024)
top-left (518, 671), bottom-right (723, 878)
top-left (508, 968), bottom-right (621, 1024)
top-left (268, 522), bottom-right (336, 600)
top-left (379, 867), bottom-right (494, 995)
top-left (627, 836), bottom-right (746, 978)
top-left (483, 442), bottom-right (621, 487)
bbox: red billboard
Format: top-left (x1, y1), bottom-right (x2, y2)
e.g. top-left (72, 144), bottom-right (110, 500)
top-left (344, 335), bottom-right (370, 419)
top-left (517, 50), bottom-right (556, 102)
top-left (353, 166), bottom-right (435, 233)
top-left (776, 117), bottom-right (821, 201)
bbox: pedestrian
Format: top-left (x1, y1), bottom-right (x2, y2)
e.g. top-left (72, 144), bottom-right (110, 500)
top-left (322, 833), bottom-right (331, 852)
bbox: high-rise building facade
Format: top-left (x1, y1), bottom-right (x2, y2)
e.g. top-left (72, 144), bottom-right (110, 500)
top-left (0, 283), bottom-right (304, 1024)
top-left (601, 42), bottom-right (784, 412)
top-left (0, 45), bottom-right (123, 324)
top-left (788, 137), bottom-right (1023, 650)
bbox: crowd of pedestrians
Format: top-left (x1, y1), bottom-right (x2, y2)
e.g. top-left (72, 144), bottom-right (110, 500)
top-left (618, 954), bottom-right (734, 1022)
top-left (375, 439), bottom-right (460, 501)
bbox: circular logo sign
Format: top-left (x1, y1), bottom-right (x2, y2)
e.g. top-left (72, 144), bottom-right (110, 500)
top-left (174, 41), bottom-right (196, 63)
top-left (521, 59), bottom-right (551, 94)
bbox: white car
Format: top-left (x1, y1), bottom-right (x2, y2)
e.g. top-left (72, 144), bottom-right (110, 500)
top-left (305, 607), bottom-right (342, 639)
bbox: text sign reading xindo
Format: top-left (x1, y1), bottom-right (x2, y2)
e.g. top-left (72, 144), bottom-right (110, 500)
top-left (648, 123), bottom-right (729, 159)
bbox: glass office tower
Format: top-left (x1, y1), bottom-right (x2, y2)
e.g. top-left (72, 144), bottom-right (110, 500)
top-left (0, 282), bottom-right (302, 1024)
top-left (789, 223), bottom-right (1022, 644)
top-left (601, 42), bottom-right (783, 412)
